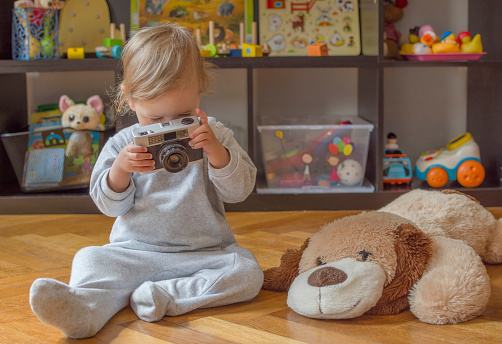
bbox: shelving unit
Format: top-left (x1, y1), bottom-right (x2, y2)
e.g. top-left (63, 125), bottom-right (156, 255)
top-left (0, 0), bottom-right (501, 214)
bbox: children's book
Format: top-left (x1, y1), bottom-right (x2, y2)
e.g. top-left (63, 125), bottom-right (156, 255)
top-left (131, 0), bottom-right (251, 46)
top-left (259, 0), bottom-right (361, 56)
top-left (21, 108), bottom-right (105, 191)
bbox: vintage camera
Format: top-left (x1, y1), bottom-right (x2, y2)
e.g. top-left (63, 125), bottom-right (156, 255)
top-left (132, 116), bottom-right (203, 173)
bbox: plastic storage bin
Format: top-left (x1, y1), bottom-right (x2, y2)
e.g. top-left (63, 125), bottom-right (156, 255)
top-left (12, 7), bottom-right (60, 60)
top-left (257, 116), bottom-right (374, 194)
top-left (1, 127), bottom-right (113, 192)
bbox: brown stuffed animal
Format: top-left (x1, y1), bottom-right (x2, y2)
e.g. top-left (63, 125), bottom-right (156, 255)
top-left (263, 189), bottom-right (502, 324)
top-left (383, 0), bottom-right (407, 59)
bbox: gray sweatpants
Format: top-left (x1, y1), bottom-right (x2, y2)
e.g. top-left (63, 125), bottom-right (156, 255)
top-left (30, 243), bottom-right (264, 338)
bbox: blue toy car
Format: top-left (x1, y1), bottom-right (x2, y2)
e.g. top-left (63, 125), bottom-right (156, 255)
top-left (383, 148), bottom-right (413, 184)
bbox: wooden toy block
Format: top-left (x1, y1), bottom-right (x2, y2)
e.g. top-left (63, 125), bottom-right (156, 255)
top-left (67, 47), bottom-right (85, 59)
top-left (307, 42), bottom-right (329, 56)
top-left (104, 38), bottom-right (123, 47)
top-left (242, 43), bottom-right (263, 57)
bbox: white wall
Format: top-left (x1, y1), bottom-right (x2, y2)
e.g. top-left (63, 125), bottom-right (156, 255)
top-left (254, 68), bottom-right (359, 121)
top-left (200, 69), bottom-right (248, 149)
top-left (26, 71), bottom-right (116, 117)
top-left (384, 67), bottom-right (467, 163)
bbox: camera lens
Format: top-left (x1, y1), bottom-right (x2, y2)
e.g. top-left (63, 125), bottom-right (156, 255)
top-left (159, 143), bottom-right (189, 173)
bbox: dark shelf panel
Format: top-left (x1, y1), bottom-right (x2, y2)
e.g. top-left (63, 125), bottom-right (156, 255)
top-left (209, 55), bottom-right (378, 68)
top-left (0, 55), bottom-right (379, 74)
top-left (3, 56), bottom-right (502, 74)
top-left (0, 58), bottom-right (121, 74)
top-left (378, 58), bottom-right (500, 68)
top-left (2, 186), bottom-right (501, 214)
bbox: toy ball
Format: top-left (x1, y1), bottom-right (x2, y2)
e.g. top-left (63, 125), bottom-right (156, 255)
top-left (337, 159), bottom-right (363, 186)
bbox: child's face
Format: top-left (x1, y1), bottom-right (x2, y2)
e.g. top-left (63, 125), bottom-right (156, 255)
top-left (128, 85), bottom-right (201, 127)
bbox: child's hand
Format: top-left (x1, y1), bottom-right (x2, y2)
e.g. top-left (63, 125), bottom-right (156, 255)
top-left (189, 109), bottom-right (230, 169)
top-left (115, 143), bottom-right (155, 174)
top-left (108, 143), bottom-right (154, 193)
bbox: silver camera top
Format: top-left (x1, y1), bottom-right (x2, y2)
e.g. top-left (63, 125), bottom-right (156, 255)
top-left (132, 116), bottom-right (199, 147)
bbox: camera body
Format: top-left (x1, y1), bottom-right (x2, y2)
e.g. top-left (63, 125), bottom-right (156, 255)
top-left (132, 116), bottom-right (203, 173)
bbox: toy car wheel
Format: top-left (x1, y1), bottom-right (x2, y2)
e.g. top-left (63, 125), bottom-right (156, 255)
top-left (426, 167), bottom-right (448, 188)
top-left (457, 160), bottom-right (485, 188)
top-left (96, 51), bottom-right (104, 58)
top-left (112, 45), bottom-right (123, 59)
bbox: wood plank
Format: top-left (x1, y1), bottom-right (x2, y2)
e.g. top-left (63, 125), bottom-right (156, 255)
top-left (243, 315), bottom-right (375, 344)
top-left (182, 317), bottom-right (305, 344)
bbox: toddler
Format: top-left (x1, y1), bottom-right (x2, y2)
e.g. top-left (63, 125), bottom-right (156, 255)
top-left (29, 23), bottom-right (263, 339)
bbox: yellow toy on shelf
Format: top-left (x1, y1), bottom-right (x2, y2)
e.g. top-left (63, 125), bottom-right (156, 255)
top-left (432, 32), bottom-right (460, 54)
top-left (460, 34), bottom-right (483, 54)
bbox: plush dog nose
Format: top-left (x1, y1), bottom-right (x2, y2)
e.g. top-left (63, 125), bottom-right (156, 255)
top-left (308, 266), bottom-right (347, 287)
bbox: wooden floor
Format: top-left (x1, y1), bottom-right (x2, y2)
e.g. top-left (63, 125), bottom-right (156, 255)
top-left (1, 209), bottom-right (501, 344)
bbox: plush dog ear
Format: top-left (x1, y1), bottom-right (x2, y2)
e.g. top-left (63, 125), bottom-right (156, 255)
top-left (59, 95), bottom-right (74, 113)
top-left (366, 222), bottom-right (432, 315)
top-left (86, 95), bottom-right (104, 115)
top-left (262, 238), bottom-right (309, 292)
top-left (441, 189), bottom-right (480, 204)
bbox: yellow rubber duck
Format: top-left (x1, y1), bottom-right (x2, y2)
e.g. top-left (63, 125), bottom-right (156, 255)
top-left (432, 32), bottom-right (460, 53)
top-left (460, 34), bottom-right (483, 53)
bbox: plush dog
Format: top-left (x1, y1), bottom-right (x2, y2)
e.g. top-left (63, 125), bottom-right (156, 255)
top-left (263, 189), bottom-right (502, 324)
top-left (60, 95), bottom-right (103, 157)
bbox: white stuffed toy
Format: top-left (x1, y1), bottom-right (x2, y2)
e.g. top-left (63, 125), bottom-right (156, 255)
top-left (263, 189), bottom-right (502, 324)
top-left (59, 95), bottom-right (103, 157)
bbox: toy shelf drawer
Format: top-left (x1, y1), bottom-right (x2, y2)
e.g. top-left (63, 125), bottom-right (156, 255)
top-left (1, 127), bottom-right (113, 192)
top-left (257, 116), bottom-right (374, 194)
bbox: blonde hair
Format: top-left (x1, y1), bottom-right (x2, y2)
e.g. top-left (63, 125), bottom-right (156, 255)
top-left (113, 22), bottom-right (214, 115)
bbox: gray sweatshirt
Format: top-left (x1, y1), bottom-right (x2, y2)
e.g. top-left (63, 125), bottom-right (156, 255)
top-left (90, 118), bottom-right (256, 253)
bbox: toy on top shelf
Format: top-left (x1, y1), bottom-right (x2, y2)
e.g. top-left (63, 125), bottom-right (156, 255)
top-left (400, 25), bottom-right (485, 61)
top-left (67, 47), bottom-right (84, 59)
top-left (307, 42), bottom-right (328, 56)
top-left (14, 0), bottom-right (65, 9)
top-left (95, 23), bottom-right (125, 59)
top-left (201, 21), bottom-right (218, 57)
top-left (460, 34), bottom-right (483, 54)
top-left (383, 0), bottom-right (408, 59)
top-left (242, 22), bottom-right (262, 57)
top-left (383, 133), bottom-right (412, 185)
top-left (12, 2), bottom-right (61, 60)
top-left (415, 132), bottom-right (485, 188)
top-left (431, 31), bottom-right (459, 54)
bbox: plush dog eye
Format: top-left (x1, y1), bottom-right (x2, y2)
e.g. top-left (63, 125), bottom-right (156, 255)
top-left (83, 116), bottom-right (89, 123)
top-left (359, 250), bottom-right (371, 261)
top-left (68, 114), bottom-right (75, 122)
top-left (317, 257), bottom-right (326, 266)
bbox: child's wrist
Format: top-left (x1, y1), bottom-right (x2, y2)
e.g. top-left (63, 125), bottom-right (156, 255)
top-left (208, 144), bottom-right (230, 169)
